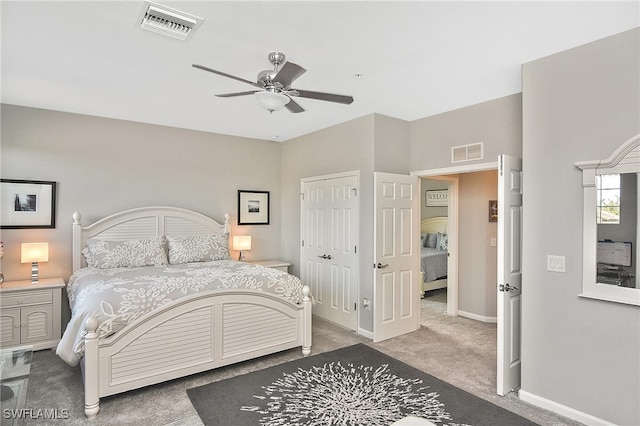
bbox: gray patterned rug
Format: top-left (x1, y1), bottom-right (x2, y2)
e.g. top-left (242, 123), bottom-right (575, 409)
top-left (187, 344), bottom-right (536, 425)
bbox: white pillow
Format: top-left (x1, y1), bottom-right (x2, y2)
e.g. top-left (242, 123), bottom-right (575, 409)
top-left (166, 234), bottom-right (230, 264)
top-left (85, 236), bottom-right (168, 269)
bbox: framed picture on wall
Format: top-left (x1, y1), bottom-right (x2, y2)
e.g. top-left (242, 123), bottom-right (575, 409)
top-left (238, 190), bottom-right (270, 225)
top-left (426, 190), bottom-right (448, 207)
top-left (489, 200), bottom-right (498, 222)
top-left (1, 179), bottom-right (57, 229)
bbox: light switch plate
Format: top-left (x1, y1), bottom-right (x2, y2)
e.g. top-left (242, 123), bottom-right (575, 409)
top-left (547, 255), bottom-right (566, 272)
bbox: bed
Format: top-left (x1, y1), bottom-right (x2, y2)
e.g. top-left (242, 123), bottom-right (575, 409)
top-left (420, 217), bottom-right (449, 293)
top-left (56, 206), bottom-right (312, 419)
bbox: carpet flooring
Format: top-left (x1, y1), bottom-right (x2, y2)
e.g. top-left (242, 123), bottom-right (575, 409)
top-left (187, 343), bottom-right (536, 425)
top-left (22, 289), bottom-right (584, 425)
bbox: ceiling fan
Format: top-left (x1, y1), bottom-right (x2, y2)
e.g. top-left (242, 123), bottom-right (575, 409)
top-left (192, 52), bottom-right (354, 113)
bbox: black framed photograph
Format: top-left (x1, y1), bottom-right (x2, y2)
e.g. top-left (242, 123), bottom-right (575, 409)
top-left (238, 190), bottom-right (270, 225)
top-left (1, 179), bottom-right (57, 229)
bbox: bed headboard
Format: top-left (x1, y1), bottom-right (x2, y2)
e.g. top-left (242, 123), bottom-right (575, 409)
top-left (72, 206), bottom-right (231, 272)
top-left (421, 216), bottom-right (448, 234)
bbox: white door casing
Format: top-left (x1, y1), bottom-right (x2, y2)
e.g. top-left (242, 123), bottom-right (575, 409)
top-left (373, 172), bottom-right (421, 342)
top-left (300, 172), bottom-right (358, 331)
top-left (497, 154), bottom-right (523, 396)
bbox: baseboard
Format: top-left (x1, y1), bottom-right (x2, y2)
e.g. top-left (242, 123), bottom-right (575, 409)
top-left (457, 310), bottom-right (497, 323)
top-left (519, 390), bottom-right (615, 426)
top-left (358, 328), bottom-right (373, 339)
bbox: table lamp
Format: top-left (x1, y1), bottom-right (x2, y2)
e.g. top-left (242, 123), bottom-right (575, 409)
top-left (232, 236), bottom-right (252, 261)
top-left (21, 242), bottom-right (49, 283)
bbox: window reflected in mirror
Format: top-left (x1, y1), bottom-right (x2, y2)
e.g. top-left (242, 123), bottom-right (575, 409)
top-left (596, 173), bottom-right (637, 288)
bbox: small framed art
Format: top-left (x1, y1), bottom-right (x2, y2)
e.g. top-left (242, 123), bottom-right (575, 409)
top-left (1, 179), bottom-right (57, 229)
top-left (489, 200), bottom-right (498, 222)
top-left (238, 190), bottom-right (270, 225)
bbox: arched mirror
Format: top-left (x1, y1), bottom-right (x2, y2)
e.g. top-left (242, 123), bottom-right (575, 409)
top-left (576, 133), bottom-right (640, 306)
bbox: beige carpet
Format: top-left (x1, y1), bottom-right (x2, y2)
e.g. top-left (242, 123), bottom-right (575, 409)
top-left (23, 290), bottom-right (583, 425)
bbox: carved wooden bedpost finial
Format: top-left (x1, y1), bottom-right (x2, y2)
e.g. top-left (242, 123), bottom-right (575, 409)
top-left (72, 212), bottom-right (81, 225)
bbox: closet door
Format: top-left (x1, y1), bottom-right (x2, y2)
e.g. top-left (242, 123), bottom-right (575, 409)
top-left (301, 172), bottom-right (358, 331)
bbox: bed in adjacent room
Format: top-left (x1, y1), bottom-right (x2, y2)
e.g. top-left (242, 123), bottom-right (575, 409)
top-left (420, 217), bottom-right (449, 294)
top-left (56, 206), bottom-right (312, 419)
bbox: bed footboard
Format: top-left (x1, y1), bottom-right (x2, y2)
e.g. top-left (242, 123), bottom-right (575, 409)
top-left (82, 287), bottom-right (312, 419)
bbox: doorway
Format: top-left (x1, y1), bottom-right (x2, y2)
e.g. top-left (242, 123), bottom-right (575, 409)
top-left (417, 168), bottom-right (499, 323)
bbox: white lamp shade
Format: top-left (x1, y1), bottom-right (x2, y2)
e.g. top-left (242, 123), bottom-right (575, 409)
top-left (21, 242), bottom-right (49, 263)
top-left (255, 91), bottom-right (290, 112)
top-left (232, 236), bottom-right (252, 251)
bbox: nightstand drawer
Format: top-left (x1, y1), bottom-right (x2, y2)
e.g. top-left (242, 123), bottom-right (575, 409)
top-left (1, 290), bottom-right (53, 308)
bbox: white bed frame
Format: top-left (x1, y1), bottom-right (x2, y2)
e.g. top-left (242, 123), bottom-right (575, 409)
top-left (421, 217), bottom-right (449, 293)
top-left (71, 206), bottom-right (312, 419)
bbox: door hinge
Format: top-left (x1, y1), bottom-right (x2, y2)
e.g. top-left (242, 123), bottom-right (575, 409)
top-left (352, 188), bottom-right (358, 196)
top-left (354, 245), bottom-right (357, 254)
top-left (354, 302), bottom-right (357, 311)
top-left (301, 240), bottom-right (305, 247)
top-left (300, 193), bottom-right (305, 200)
top-left (499, 156), bottom-right (504, 176)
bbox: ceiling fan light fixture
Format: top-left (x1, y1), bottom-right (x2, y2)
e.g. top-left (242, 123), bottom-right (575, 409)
top-left (255, 91), bottom-right (290, 113)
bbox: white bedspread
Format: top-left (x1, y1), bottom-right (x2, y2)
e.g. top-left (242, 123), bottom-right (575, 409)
top-left (56, 260), bottom-right (304, 366)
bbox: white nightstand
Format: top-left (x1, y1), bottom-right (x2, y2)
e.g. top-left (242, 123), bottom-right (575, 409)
top-left (0, 277), bottom-right (65, 351)
top-left (251, 260), bottom-right (291, 273)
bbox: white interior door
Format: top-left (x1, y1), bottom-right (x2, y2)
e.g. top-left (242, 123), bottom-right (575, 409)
top-left (497, 154), bottom-right (523, 395)
top-left (373, 172), bottom-right (420, 342)
top-left (300, 172), bottom-right (358, 331)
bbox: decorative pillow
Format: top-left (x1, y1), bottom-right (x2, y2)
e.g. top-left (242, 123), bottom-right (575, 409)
top-left (85, 236), bottom-right (168, 269)
top-left (420, 233), bottom-right (428, 247)
top-left (425, 233), bottom-right (438, 249)
top-left (437, 233), bottom-right (449, 251)
top-left (166, 233), bottom-right (230, 264)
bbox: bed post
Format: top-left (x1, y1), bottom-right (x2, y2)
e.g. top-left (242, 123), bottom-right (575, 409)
top-left (301, 285), bottom-right (312, 356)
top-left (84, 317), bottom-right (100, 419)
top-left (72, 212), bottom-right (82, 272)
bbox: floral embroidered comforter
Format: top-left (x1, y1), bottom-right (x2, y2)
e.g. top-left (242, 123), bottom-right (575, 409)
top-left (56, 260), bottom-right (304, 366)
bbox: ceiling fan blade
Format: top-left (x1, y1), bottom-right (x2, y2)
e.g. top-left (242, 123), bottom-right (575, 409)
top-left (215, 90), bottom-right (260, 98)
top-left (285, 97), bottom-right (305, 113)
top-left (274, 62), bottom-right (306, 87)
top-left (192, 64), bottom-right (261, 88)
top-left (293, 89), bottom-right (354, 105)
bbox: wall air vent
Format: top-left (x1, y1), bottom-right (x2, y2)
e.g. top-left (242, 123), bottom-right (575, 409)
top-left (137, 1), bottom-right (203, 41)
top-left (451, 142), bottom-right (484, 163)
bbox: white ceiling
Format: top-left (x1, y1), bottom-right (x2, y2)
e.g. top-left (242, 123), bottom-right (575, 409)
top-left (2, 1), bottom-right (638, 142)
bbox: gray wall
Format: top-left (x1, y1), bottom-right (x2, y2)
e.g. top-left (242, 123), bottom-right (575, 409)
top-left (522, 28), bottom-right (640, 425)
top-left (280, 113), bottom-right (411, 334)
top-left (0, 105), bottom-right (283, 282)
top-left (280, 115), bottom-right (376, 332)
top-left (409, 94), bottom-right (522, 172)
top-left (410, 95), bottom-right (521, 320)
top-left (457, 171), bottom-right (498, 318)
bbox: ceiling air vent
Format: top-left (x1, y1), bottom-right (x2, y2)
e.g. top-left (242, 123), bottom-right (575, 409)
top-left (451, 142), bottom-right (484, 163)
top-left (137, 1), bottom-right (203, 41)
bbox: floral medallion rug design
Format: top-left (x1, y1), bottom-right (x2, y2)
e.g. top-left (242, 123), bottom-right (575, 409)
top-left (187, 344), bottom-right (535, 426)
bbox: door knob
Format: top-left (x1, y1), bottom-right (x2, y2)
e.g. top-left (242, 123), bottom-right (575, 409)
top-left (376, 263), bottom-right (389, 269)
top-left (499, 283), bottom-right (520, 292)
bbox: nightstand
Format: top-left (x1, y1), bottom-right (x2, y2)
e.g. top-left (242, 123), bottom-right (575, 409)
top-left (251, 260), bottom-right (291, 273)
top-left (0, 277), bottom-right (65, 351)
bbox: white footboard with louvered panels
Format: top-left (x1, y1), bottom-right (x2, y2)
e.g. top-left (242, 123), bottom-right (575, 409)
top-left (63, 207), bottom-right (312, 419)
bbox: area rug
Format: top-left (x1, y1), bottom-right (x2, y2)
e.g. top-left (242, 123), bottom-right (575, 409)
top-left (187, 344), bottom-right (535, 426)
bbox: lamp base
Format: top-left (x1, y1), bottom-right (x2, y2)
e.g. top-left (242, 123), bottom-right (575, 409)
top-left (31, 262), bottom-right (39, 284)
top-left (238, 251), bottom-right (246, 262)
